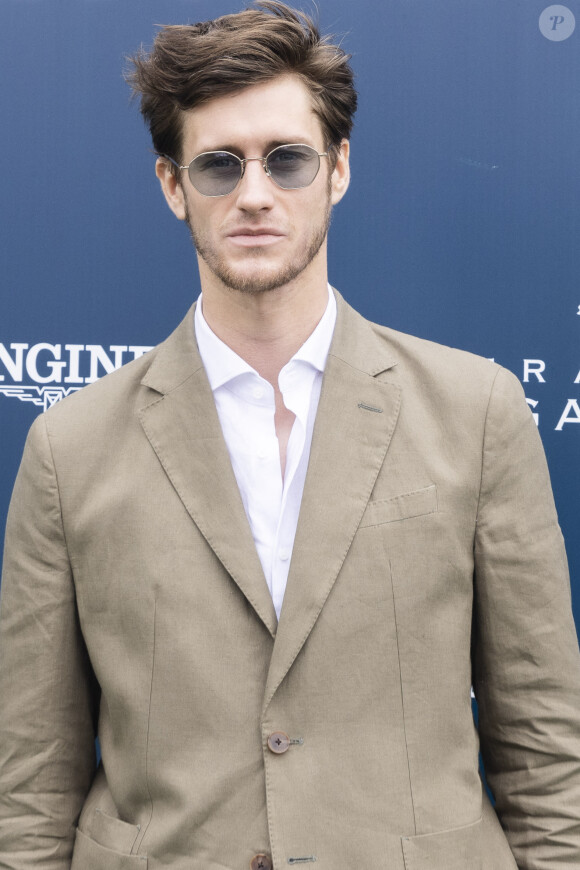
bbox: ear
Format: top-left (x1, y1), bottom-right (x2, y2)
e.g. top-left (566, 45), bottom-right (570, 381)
top-left (155, 157), bottom-right (187, 221)
top-left (330, 139), bottom-right (350, 205)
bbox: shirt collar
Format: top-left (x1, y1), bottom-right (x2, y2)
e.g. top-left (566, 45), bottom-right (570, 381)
top-left (194, 285), bottom-right (337, 392)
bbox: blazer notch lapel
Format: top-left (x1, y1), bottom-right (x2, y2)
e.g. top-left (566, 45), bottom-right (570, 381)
top-left (138, 316), bottom-right (278, 639)
top-left (263, 350), bottom-right (401, 710)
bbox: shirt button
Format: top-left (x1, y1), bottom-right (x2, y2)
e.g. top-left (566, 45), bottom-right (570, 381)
top-left (252, 386), bottom-right (264, 400)
top-left (278, 549), bottom-right (291, 561)
top-left (267, 731), bottom-right (291, 754)
top-left (250, 854), bottom-right (273, 870)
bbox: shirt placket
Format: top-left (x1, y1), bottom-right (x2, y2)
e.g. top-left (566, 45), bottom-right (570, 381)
top-left (270, 364), bottom-right (314, 615)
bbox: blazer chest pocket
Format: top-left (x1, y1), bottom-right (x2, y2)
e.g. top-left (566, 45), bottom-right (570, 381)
top-left (401, 816), bottom-right (481, 870)
top-left (359, 484), bottom-right (438, 529)
top-left (71, 811), bottom-right (147, 870)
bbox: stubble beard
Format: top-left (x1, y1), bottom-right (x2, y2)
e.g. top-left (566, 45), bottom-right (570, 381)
top-left (183, 196), bottom-right (332, 295)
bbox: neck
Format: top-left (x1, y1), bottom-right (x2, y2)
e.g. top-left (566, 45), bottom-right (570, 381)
top-left (198, 259), bottom-right (329, 387)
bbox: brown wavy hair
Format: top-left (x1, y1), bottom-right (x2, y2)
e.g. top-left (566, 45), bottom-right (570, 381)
top-left (126, 1), bottom-right (357, 175)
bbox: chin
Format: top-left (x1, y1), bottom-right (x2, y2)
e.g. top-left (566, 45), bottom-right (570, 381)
top-left (222, 274), bottom-right (293, 295)
top-left (214, 261), bottom-right (305, 295)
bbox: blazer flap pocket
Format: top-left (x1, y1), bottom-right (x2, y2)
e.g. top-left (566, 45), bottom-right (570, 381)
top-left (72, 828), bottom-right (147, 870)
top-left (401, 817), bottom-right (481, 870)
top-left (360, 484), bottom-right (438, 528)
top-left (86, 809), bottom-right (141, 854)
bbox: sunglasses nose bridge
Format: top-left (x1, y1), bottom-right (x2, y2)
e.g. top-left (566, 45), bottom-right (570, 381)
top-left (241, 156), bottom-right (271, 177)
top-left (235, 156), bottom-right (274, 198)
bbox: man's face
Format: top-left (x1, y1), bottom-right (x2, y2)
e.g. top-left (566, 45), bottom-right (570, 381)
top-left (156, 74), bottom-right (350, 295)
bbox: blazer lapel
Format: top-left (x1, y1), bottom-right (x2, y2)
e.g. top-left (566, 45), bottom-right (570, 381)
top-left (138, 307), bottom-right (277, 638)
top-left (264, 294), bottom-right (401, 710)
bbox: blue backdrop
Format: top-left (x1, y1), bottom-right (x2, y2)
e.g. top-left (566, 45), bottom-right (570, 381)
top-left (1, 0), bottom-right (579, 635)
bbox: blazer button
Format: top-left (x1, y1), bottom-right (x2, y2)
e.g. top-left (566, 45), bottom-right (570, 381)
top-left (250, 853), bottom-right (273, 870)
top-left (267, 731), bottom-right (291, 754)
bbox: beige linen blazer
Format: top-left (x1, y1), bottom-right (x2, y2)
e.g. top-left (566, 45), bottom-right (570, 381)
top-left (1, 291), bottom-right (580, 870)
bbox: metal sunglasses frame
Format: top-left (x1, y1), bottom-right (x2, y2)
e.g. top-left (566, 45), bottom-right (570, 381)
top-left (160, 143), bottom-right (329, 197)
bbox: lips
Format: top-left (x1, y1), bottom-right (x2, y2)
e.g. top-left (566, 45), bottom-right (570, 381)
top-left (227, 227), bottom-right (285, 247)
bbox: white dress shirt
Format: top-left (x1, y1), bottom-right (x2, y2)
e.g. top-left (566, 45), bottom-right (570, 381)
top-left (194, 287), bottom-right (336, 619)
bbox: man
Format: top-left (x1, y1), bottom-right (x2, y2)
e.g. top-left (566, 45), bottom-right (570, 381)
top-left (1, 2), bottom-right (579, 868)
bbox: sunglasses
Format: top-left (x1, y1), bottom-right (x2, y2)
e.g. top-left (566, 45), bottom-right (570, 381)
top-left (162, 143), bottom-right (329, 197)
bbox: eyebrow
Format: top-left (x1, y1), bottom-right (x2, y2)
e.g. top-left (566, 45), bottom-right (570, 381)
top-left (192, 139), bottom-right (316, 157)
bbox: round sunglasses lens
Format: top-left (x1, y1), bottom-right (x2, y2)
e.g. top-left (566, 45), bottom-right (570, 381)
top-left (267, 145), bottom-right (320, 189)
top-left (189, 152), bottom-right (242, 196)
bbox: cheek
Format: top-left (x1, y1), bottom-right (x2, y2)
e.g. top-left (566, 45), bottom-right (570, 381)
top-left (298, 186), bottom-right (331, 220)
top-left (184, 199), bottom-right (214, 231)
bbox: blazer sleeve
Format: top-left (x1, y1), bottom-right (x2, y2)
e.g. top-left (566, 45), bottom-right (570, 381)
top-left (0, 414), bottom-right (99, 870)
top-left (472, 366), bottom-right (580, 869)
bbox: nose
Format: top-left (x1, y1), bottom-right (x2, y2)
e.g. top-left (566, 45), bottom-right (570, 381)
top-left (234, 157), bottom-right (276, 212)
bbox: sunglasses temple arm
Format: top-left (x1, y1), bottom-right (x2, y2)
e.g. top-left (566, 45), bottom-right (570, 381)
top-left (158, 153), bottom-right (188, 171)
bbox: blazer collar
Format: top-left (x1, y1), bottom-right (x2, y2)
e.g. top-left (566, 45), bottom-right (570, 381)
top-left (140, 290), bottom-right (396, 394)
